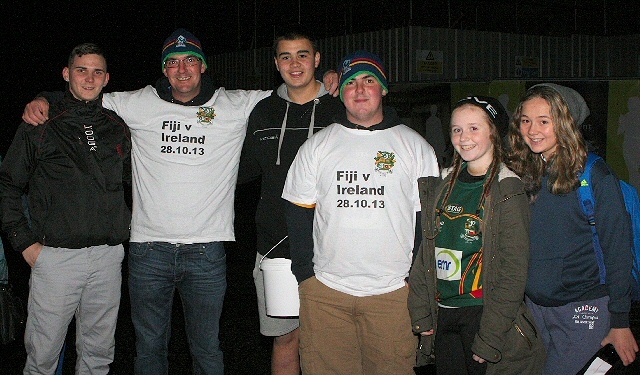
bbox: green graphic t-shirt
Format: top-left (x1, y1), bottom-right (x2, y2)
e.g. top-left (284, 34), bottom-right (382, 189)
top-left (435, 170), bottom-right (485, 307)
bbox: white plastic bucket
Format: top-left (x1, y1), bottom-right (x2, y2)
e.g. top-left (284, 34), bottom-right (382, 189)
top-left (260, 257), bottom-right (300, 317)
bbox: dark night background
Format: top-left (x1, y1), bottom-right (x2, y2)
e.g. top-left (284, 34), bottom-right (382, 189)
top-left (3, 0), bottom-right (640, 156)
top-left (2, 1), bottom-right (640, 373)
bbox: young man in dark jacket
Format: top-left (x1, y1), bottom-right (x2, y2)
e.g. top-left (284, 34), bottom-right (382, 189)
top-left (238, 30), bottom-right (343, 374)
top-left (0, 43), bottom-right (131, 375)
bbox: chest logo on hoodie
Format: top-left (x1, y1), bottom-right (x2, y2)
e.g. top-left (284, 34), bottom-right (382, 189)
top-left (374, 150), bottom-right (395, 175)
top-left (197, 106), bottom-right (216, 124)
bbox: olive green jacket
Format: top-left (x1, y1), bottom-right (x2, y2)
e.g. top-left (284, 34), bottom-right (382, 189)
top-left (408, 164), bottom-right (546, 374)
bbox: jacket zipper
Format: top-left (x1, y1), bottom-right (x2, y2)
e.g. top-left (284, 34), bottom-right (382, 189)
top-left (514, 323), bottom-right (533, 348)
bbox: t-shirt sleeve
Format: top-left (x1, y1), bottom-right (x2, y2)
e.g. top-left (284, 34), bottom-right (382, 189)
top-left (282, 139), bottom-right (317, 206)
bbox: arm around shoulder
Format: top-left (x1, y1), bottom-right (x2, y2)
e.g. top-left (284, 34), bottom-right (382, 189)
top-left (22, 97), bottom-right (48, 125)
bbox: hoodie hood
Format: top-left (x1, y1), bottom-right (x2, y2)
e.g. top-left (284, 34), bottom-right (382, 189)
top-left (276, 80), bottom-right (330, 101)
top-left (273, 81), bottom-right (331, 165)
top-left (155, 74), bottom-right (217, 106)
top-left (532, 83), bottom-right (590, 126)
top-left (336, 106), bottom-right (402, 131)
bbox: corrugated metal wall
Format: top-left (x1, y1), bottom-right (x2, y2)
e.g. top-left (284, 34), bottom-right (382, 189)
top-left (208, 26), bottom-right (638, 90)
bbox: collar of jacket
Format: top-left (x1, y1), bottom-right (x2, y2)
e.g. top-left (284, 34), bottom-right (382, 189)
top-left (62, 90), bottom-right (103, 114)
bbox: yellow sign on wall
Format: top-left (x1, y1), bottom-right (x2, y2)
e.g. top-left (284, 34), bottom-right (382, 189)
top-left (417, 50), bottom-right (443, 74)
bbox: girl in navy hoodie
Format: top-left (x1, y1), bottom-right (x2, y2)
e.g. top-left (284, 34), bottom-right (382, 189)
top-left (507, 83), bottom-right (638, 374)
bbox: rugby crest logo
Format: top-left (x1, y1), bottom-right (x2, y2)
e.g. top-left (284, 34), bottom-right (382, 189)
top-left (374, 151), bottom-right (395, 174)
top-left (462, 218), bottom-right (480, 242)
top-left (197, 106), bottom-right (216, 124)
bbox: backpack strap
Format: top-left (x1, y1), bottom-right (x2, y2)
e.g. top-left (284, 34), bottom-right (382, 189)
top-left (577, 153), bottom-right (606, 284)
top-left (618, 180), bottom-right (640, 299)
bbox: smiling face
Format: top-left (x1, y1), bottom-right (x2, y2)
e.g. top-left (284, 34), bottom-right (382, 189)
top-left (342, 73), bottom-right (387, 127)
top-left (519, 96), bottom-right (558, 159)
top-left (274, 38), bottom-right (320, 91)
top-left (163, 53), bottom-right (206, 103)
top-left (62, 53), bottom-right (109, 102)
top-left (450, 104), bottom-right (494, 175)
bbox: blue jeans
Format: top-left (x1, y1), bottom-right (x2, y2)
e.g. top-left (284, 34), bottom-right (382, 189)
top-left (128, 242), bottom-right (227, 375)
top-left (0, 244), bottom-right (7, 283)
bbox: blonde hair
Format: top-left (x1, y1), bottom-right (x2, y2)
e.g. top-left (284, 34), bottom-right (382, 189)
top-left (507, 85), bottom-right (587, 200)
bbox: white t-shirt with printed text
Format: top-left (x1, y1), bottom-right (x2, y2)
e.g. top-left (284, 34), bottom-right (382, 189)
top-left (282, 123), bottom-right (439, 296)
top-left (104, 86), bottom-right (270, 243)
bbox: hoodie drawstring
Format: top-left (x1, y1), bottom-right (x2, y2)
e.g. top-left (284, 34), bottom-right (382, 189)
top-left (275, 99), bottom-right (319, 166)
top-left (276, 102), bottom-right (290, 166)
top-left (308, 98), bottom-right (319, 139)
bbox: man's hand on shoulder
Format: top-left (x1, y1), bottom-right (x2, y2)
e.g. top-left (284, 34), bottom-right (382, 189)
top-left (22, 97), bottom-right (50, 125)
top-left (323, 70), bottom-right (340, 97)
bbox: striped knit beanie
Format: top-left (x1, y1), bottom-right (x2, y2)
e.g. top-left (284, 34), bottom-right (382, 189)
top-left (338, 50), bottom-right (388, 101)
top-left (161, 28), bottom-right (207, 71)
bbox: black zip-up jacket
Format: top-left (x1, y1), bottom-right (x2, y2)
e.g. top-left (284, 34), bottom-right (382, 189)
top-left (238, 83), bottom-right (344, 259)
top-left (0, 91), bottom-right (132, 253)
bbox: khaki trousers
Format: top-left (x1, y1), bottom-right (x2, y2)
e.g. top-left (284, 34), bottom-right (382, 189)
top-left (298, 276), bottom-right (416, 375)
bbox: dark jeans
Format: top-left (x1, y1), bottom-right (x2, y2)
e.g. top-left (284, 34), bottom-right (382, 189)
top-left (435, 305), bottom-right (487, 375)
top-left (128, 241), bottom-right (227, 375)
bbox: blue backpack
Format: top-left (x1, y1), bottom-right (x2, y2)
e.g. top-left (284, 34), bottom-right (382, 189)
top-left (577, 153), bottom-right (640, 300)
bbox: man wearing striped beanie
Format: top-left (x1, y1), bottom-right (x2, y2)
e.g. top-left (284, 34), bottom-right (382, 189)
top-left (283, 50), bottom-right (439, 374)
top-left (161, 28), bottom-right (208, 70)
top-left (337, 49), bottom-right (388, 101)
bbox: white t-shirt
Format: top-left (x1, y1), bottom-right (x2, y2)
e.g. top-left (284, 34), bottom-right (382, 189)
top-left (282, 123), bottom-right (439, 296)
top-left (103, 86), bottom-right (270, 243)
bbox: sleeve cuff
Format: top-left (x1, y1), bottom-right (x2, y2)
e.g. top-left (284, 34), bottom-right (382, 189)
top-left (609, 311), bottom-right (630, 328)
top-left (471, 334), bottom-right (502, 363)
top-left (292, 266), bottom-right (315, 284)
top-left (411, 316), bottom-right (433, 334)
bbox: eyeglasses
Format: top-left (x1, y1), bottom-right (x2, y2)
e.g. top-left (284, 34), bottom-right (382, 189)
top-left (164, 56), bottom-right (201, 68)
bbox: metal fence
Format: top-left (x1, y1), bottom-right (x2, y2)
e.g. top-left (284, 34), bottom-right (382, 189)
top-left (208, 26), bottom-right (640, 90)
